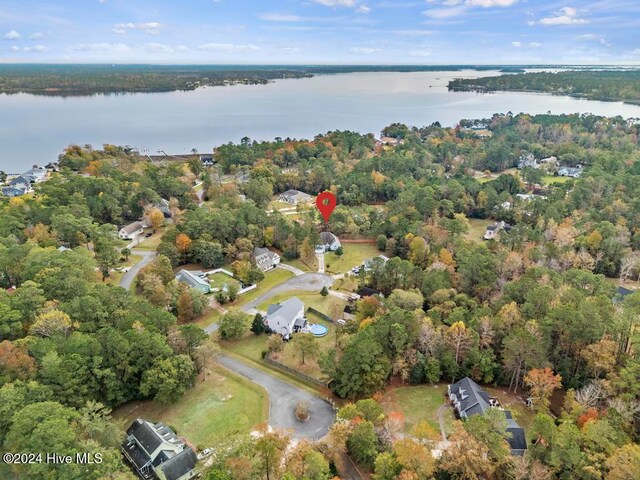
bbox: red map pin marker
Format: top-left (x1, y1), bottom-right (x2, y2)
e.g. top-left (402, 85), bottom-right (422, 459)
top-left (316, 191), bottom-right (337, 223)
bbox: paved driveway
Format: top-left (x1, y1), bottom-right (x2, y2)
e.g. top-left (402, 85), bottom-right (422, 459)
top-left (217, 355), bottom-right (335, 440)
top-left (119, 250), bottom-right (155, 290)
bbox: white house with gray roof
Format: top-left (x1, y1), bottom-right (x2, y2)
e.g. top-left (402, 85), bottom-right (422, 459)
top-left (253, 247), bottom-right (280, 272)
top-left (119, 221), bottom-right (144, 240)
top-left (279, 189), bottom-right (313, 205)
top-left (265, 297), bottom-right (306, 339)
top-left (317, 231), bottom-right (341, 253)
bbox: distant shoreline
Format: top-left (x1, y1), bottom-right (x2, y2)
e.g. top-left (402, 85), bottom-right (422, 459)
top-left (0, 64), bottom-right (636, 97)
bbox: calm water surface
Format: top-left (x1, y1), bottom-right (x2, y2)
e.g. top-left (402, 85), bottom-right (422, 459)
top-left (2, 69), bottom-right (640, 171)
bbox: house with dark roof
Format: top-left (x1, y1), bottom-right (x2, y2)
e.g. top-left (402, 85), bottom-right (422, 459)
top-left (119, 221), bottom-right (144, 240)
top-left (265, 297), bottom-right (305, 339)
top-left (199, 154), bottom-right (214, 166)
top-left (253, 247), bottom-right (280, 272)
top-left (317, 231), bottom-right (341, 253)
top-left (448, 377), bottom-right (527, 456)
top-left (121, 419), bottom-right (198, 480)
top-left (175, 270), bottom-right (211, 294)
top-left (279, 189), bottom-right (313, 205)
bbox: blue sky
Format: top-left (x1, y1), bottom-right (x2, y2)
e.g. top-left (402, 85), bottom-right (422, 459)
top-left (1, 0), bottom-right (639, 64)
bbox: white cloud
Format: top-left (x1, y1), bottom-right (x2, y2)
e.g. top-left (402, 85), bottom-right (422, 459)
top-left (9, 45), bottom-right (19, 52)
top-left (23, 44), bottom-right (48, 52)
top-left (312, 0), bottom-right (356, 6)
top-left (75, 42), bottom-right (130, 52)
top-left (530, 42), bottom-right (542, 47)
top-left (28, 32), bottom-right (44, 39)
top-left (349, 47), bottom-right (380, 54)
top-left (259, 13), bottom-right (306, 22)
top-left (3, 30), bottom-right (21, 40)
top-left (357, 5), bottom-right (371, 14)
top-left (512, 41), bottom-right (521, 47)
top-left (465, 0), bottom-right (517, 6)
top-left (197, 43), bottom-right (260, 53)
top-left (112, 22), bottom-right (163, 35)
top-left (143, 42), bottom-right (174, 53)
top-left (539, 7), bottom-right (587, 25)
top-left (423, 6), bottom-right (466, 18)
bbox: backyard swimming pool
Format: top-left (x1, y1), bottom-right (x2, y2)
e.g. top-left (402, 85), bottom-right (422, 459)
top-left (309, 324), bottom-right (328, 337)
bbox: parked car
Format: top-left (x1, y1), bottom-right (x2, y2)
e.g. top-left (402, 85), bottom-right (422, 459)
top-left (197, 448), bottom-right (213, 460)
top-left (145, 232), bottom-right (153, 238)
top-left (336, 319), bottom-right (346, 325)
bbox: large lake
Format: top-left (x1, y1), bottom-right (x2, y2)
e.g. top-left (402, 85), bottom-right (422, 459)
top-left (2, 69), bottom-right (640, 172)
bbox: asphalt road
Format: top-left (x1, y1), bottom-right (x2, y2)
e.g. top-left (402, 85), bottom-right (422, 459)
top-left (217, 355), bottom-right (335, 440)
top-left (119, 250), bottom-right (155, 290)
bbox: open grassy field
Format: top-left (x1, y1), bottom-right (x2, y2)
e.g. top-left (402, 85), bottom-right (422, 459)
top-left (324, 242), bottom-right (380, 274)
top-left (381, 384), bottom-right (453, 441)
top-left (276, 313), bottom-right (336, 380)
top-left (134, 230), bottom-right (163, 251)
top-left (465, 218), bottom-right (492, 243)
top-left (208, 272), bottom-right (240, 290)
top-left (267, 200), bottom-right (296, 211)
top-left (113, 366), bottom-right (268, 449)
top-left (234, 268), bottom-right (294, 305)
top-left (542, 175), bottom-right (572, 185)
top-left (283, 258), bottom-right (316, 272)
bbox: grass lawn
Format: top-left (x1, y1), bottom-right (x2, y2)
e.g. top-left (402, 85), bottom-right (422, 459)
top-left (267, 200), bottom-right (297, 211)
top-left (283, 258), bottom-right (316, 272)
top-left (276, 313), bottom-right (336, 380)
top-left (542, 175), bottom-right (572, 185)
top-left (324, 243), bottom-right (380, 275)
top-left (465, 218), bottom-right (492, 243)
top-left (381, 384), bottom-right (453, 441)
top-left (113, 366), bottom-right (268, 449)
top-left (257, 290), bottom-right (347, 319)
top-left (208, 272), bottom-right (240, 290)
top-left (194, 308), bottom-right (221, 329)
top-left (134, 230), bottom-right (163, 251)
top-left (235, 268), bottom-right (294, 305)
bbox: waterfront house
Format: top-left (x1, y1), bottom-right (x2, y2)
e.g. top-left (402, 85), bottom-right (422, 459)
top-left (265, 297), bottom-right (306, 339)
top-left (175, 270), bottom-right (211, 294)
top-left (1, 186), bottom-right (27, 198)
top-left (121, 419), bottom-right (198, 480)
top-left (199, 154), bottom-right (214, 166)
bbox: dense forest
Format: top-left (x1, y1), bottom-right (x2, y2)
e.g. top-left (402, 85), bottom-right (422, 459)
top-left (1, 112), bottom-right (640, 478)
top-left (449, 70), bottom-right (640, 105)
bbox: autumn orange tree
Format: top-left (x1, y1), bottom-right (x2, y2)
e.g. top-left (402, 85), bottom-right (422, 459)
top-left (524, 367), bottom-right (562, 412)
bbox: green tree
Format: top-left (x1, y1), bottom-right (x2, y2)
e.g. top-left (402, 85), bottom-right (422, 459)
top-left (218, 311), bottom-right (249, 340)
top-left (347, 420), bottom-right (378, 467)
top-left (293, 333), bottom-right (320, 364)
top-left (140, 355), bottom-right (196, 404)
top-left (251, 313), bottom-right (266, 335)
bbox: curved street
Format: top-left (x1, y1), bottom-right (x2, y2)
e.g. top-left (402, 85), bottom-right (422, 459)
top-left (119, 250), bottom-right (156, 290)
